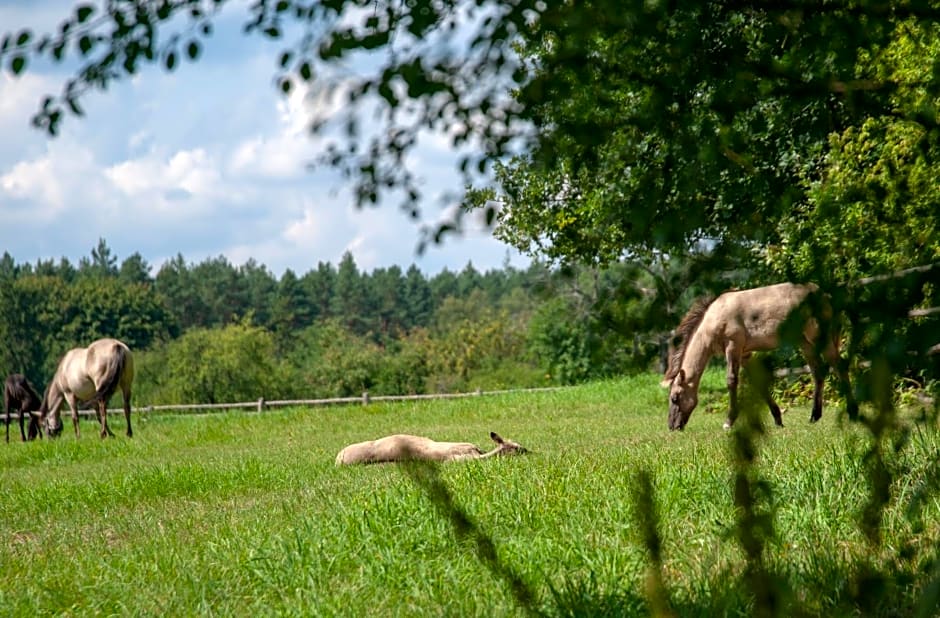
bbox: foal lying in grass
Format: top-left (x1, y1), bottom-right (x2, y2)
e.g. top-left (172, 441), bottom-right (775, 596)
top-left (335, 431), bottom-right (527, 465)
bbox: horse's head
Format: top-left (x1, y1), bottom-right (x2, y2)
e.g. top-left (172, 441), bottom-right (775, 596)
top-left (668, 369), bottom-right (698, 431)
top-left (38, 387), bottom-right (63, 438)
top-left (490, 431), bottom-right (529, 456)
top-left (45, 415), bottom-right (63, 438)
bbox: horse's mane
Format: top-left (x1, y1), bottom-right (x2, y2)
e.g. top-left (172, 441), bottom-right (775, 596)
top-left (663, 294), bottom-right (717, 383)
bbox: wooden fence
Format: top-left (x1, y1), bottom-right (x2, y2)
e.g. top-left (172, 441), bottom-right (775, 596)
top-left (5, 386), bottom-right (565, 421)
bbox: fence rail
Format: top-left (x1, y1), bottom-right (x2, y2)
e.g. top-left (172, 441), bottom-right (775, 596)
top-left (5, 386), bottom-right (565, 421)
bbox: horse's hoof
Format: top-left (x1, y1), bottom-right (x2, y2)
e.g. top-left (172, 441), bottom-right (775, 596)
top-left (722, 422), bottom-right (733, 431)
top-left (809, 416), bottom-right (821, 423)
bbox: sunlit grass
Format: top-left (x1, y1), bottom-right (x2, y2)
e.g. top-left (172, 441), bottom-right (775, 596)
top-left (1, 369), bottom-right (937, 616)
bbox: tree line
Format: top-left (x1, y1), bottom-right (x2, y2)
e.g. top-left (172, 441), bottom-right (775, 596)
top-left (0, 239), bottom-right (720, 406)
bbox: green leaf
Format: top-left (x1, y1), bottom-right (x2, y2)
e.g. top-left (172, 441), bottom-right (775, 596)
top-left (279, 77), bottom-right (292, 94)
top-left (299, 61), bottom-right (312, 81)
top-left (485, 205), bottom-right (496, 226)
top-left (187, 40), bottom-right (200, 60)
top-left (79, 35), bottom-right (93, 56)
top-left (66, 97), bottom-right (84, 116)
top-left (165, 50), bottom-right (177, 70)
top-left (76, 4), bottom-right (95, 24)
top-left (10, 55), bottom-right (26, 75)
top-left (278, 51), bottom-right (292, 68)
top-left (16, 30), bottom-right (31, 47)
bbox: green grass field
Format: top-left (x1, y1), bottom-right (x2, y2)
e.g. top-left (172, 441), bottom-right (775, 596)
top-left (2, 370), bottom-right (938, 616)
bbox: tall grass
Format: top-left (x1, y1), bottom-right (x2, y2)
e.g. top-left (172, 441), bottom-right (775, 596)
top-left (1, 369), bottom-right (938, 616)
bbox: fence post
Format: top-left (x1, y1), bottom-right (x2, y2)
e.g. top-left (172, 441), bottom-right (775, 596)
top-left (362, 391), bottom-right (370, 405)
top-left (257, 397), bottom-right (265, 413)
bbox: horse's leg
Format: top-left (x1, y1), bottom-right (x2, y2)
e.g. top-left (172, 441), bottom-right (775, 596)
top-left (801, 342), bottom-right (825, 423)
top-left (65, 393), bottom-right (81, 439)
top-left (123, 389), bottom-right (133, 438)
top-left (99, 399), bottom-right (114, 438)
top-left (760, 375), bottom-right (784, 427)
top-left (26, 412), bottom-right (40, 440)
top-left (824, 335), bottom-right (858, 420)
top-left (18, 405), bottom-right (27, 441)
top-left (723, 342), bottom-right (741, 430)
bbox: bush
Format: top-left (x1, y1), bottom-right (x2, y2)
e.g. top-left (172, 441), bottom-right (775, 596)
top-left (135, 321), bottom-right (291, 405)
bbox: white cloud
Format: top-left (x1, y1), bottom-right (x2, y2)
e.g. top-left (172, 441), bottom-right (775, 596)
top-left (0, 139), bottom-right (108, 221)
top-left (105, 148), bottom-right (222, 201)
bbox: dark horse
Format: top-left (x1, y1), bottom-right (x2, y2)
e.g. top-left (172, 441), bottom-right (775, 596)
top-left (4, 374), bottom-right (43, 442)
top-left (40, 338), bottom-right (135, 439)
top-left (663, 282), bottom-right (857, 431)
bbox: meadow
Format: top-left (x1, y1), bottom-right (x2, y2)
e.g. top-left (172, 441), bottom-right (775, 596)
top-left (2, 370), bottom-right (938, 617)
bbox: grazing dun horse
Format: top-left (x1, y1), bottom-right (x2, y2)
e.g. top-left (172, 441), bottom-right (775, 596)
top-left (664, 282), bottom-right (857, 431)
top-left (40, 338), bottom-right (135, 439)
top-left (4, 374), bottom-right (43, 442)
top-left (336, 431), bottom-right (528, 465)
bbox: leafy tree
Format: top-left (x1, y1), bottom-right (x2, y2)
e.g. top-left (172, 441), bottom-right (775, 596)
top-left (192, 256), bottom-right (244, 327)
top-left (0, 253), bottom-right (17, 279)
top-left (428, 269), bottom-right (458, 308)
top-left (59, 277), bottom-right (175, 353)
top-left (300, 261), bottom-right (336, 321)
top-left (119, 252), bottom-right (153, 285)
top-left (289, 319), bottom-right (381, 397)
top-left (154, 254), bottom-right (201, 330)
top-left (374, 328), bottom-right (431, 395)
top-left (238, 259), bottom-right (278, 327)
top-left (270, 268), bottom-right (312, 349)
top-left (527, 297), bottom-right (594, 385)
top-left (368, 265), bottom-right (406, 338)
top-left (0, 275), bottom-right (70, 381)
top-left (426, 290), bottom-right (531, 391)
top-left (139, 321), bottom-right (288, 405)
top-left (401, 264), bottom-right (432, 329)
top-left (331, 252), bottom-right (368, 334)
top-left (455, 262), bottom-right (482, 297)
top-left (765, 19), bottom-right (940, 285)
top-left (78, 238), bottom-right (119, 278)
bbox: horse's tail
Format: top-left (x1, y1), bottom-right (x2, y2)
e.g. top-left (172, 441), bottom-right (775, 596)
top-left (3, 380), bottom-right (12, 415)
top-left (94, 345), bottom-right (128, 404)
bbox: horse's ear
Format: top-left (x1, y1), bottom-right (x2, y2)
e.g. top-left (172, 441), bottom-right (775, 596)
top-left (490, 431), bottom-right (504, 444)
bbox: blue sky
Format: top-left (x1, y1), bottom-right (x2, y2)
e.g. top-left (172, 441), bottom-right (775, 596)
top-left (0, 1), bottom-right (529, 277)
